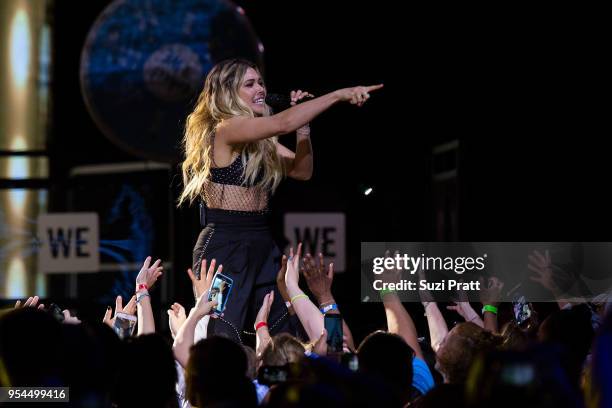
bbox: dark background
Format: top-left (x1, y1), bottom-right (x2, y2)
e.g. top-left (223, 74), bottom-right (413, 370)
top-left (45, 0), bottom-right (607, 341)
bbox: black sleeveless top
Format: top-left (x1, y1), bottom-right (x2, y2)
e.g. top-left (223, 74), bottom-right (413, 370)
top-left (202, 153), bottom-right (270, 215)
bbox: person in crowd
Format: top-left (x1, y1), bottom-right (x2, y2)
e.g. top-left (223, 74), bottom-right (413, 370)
top-left (2, 248), bottom-right (610, 408)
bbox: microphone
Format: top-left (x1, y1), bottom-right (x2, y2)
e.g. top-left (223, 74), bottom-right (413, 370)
top-left (265, 93), bottom-right (313, 112)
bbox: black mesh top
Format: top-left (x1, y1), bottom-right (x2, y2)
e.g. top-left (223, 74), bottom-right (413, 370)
top-left (202, 153), bottom-right (270, 214)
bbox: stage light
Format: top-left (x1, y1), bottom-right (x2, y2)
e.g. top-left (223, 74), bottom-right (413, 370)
top-left (9, 8), bottom-right (30, 90)
top-left (0, 0), bottom-right (50, 300)
top-left (6, 137), bottom-right (29, 216)
top-left (5, 257), bottom-right (26, 298)
top-left (364, 187), bottom-right (373, 196)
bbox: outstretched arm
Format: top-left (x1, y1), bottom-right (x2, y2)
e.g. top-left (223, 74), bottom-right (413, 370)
top-left (528, 250), bottom-right (572, 310)
top-left (135, 257), bottom-right (163, 335)
top-left (285, 244), bottom-right (324, 342)
top-left (217, 85), bottom-right (383, 144)
top-left (173, 295), bottom-right (217, 367)
top-left (173, 260), bottom-right (219, 366)
top-left (378, 252), bottom-right (423, 358)
top-left (254, 291), bottom-right (275, 359)
top-left (383, 292), bottom-right (424, 359)
top-left (302, 253), bottom-right (355, 350)
top-left (417, 266), bottom-right (448, 352)
top-left (424, 302), bottom-right (449, 353)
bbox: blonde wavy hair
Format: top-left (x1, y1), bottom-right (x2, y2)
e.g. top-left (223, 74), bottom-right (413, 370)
top-left (178, 59), bottom-right (284, 207)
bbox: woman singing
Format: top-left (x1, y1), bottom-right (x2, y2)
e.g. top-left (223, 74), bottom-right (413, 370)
top-left (179, 58), bottom-right (382, 342)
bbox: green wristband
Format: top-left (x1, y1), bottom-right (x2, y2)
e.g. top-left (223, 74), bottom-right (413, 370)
top-left (379, 289), bottom-right (396, 299)
top-left (482, 304), bottom-right (498, 315)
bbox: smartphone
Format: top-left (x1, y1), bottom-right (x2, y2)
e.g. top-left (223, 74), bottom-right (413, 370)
top-left (341, 352), bottom-right (359, 372)
top-left (47, 303), bottom-right (65, 323)
top-left (258, 365), bottom-right (289, 386)
top-left (207, 273), bottom-right (233, 314)
top-left (512, 295), bottom-right (532, 326)
top-left (324, 314), bottom-right (343, 354)
top-left (113, 312), bottom-right (137, 339)
top-left (500, 362), bottom-right (536, 386)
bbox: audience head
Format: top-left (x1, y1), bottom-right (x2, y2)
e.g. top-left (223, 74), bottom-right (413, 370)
top-left (357, 330), bottom-right (415, 405)
top-left (435, 322), bottom-right (502, 384)
top-left (186, 336), bottom-right (257, 407)
top-left (114, 334), bottom-right (178, 408)
top-left (261, 333), bottom-right (306, 366)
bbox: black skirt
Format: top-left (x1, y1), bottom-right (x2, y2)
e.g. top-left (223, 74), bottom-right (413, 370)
top-left (192, 208), bottom-right (291, 345)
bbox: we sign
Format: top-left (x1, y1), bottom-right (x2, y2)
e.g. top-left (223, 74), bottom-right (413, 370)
top-left (37, 213), bottom-right (100, 273)
top-left (284, 213), bottom-right (345, 273)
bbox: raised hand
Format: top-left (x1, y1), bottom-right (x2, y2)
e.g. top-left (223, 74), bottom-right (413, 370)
top-left (14, 296), bottom-right (45, 310)
top-left (302, 252), bottom-right (334, 304)
top-left (381, 250), bottom-right (403, 287)
top-left (284, 243), bottom-right (303, 290)
top-left (417, 264), bottom-right (435, 305)
top-left (135, 256), bottom-right (163, 291)
top-left (168, 302), bottom-right (187, 338)
top-left (62, 310), bottom-right (81, 325)
top-left (276, 255), bottom-right (292, 307)
top-left (255, 290), bottom-right (274, 329)
top-left (290, 89), bottom-right (315, 106)
top-left (103, 294), bottom-right (137, 328)
top-left (187, 258), bottom-right (221, 300)
top-left (528, 249), bottom-right (564, 294)
top-left (479, 276), bottom-right (504, 307)
top-left (446, 302), bottom-right (480, 323)
top-left (312, 329), bottom-right (351, 357)
top-left (334, 84), bottom-right (384, 107)
top-left (193, 292), bottom-right (218, 319)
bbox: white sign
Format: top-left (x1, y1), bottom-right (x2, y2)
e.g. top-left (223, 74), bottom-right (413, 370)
top-left (284, 212), bottom-right (345, 272)
top-left (37, 213), bottom-right (100, 273)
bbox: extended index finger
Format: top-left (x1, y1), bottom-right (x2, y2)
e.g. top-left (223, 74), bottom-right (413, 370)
top-left (115, 296), bottom-right (123, 313)
top-left (365, 84), bottom-right (384, 92)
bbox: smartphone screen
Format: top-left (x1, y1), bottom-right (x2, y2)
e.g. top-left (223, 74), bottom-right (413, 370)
top-left (512, 295), bottom-right (532, 325)
top-left (324, 314), bottom-right (343, 354)
top-left (47, 303), bottom-right (65, 323)
top-left (341, 352), bottom-right (359, 371)
top-left (258, 366), bottom-right (289, 386)
top-left (207, 273), bottom-right (233, 314)
top-left (114, 312), bottom-right (137, 339)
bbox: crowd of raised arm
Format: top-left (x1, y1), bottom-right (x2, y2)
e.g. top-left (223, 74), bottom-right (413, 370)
top-left (1, 246), bottom-right (610, 407)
